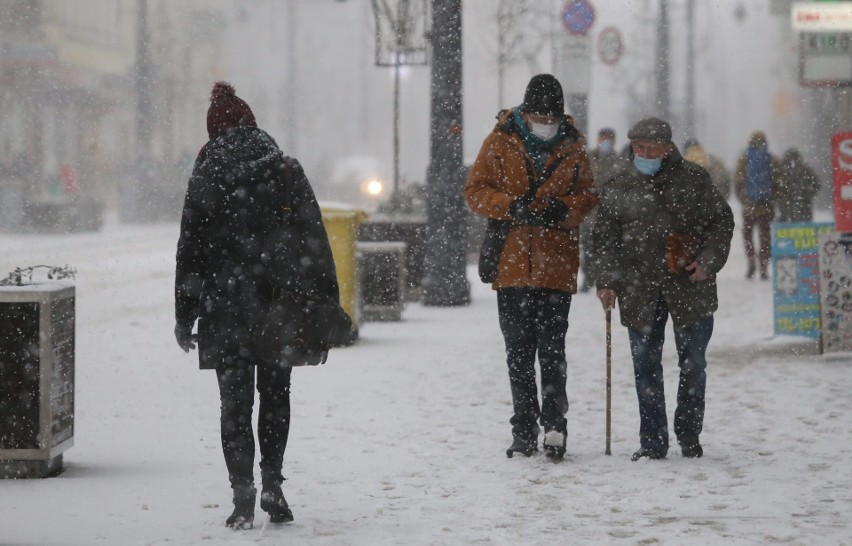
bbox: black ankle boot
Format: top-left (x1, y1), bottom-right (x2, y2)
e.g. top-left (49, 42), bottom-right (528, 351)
top-left (261, 484), bottom-right (294, 523)
top-left (225, 485), bottom-right (256, 530)
top-left (506, 437), bottom-right (538, 458)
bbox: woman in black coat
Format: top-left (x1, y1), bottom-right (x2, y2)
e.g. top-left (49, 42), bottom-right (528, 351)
top-left (174, 82), bottom-right (338, 529)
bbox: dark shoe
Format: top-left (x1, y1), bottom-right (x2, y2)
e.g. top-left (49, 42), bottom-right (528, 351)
top-left (630, 447), bottom-right (667, 461)
top-left (225, 486), bottom-right (256, 530)
top-left (260, 485), bottom-right (294, 523)
top-left (680, 439), bottom-right (703, 458)
top-left (543, 430), bottom-right (566, 459)
top-left (506, 437), bottom-right (538, 458)
top-left (746, 263), bottom-right (756, 279)
top-left (759, 270), bottom-right (769, 281)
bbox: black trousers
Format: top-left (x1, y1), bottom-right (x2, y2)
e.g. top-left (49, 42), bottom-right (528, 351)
top-left (215, 360), bottom-right (292, 490)
top-left (497, 287), bottom-right (572, 441)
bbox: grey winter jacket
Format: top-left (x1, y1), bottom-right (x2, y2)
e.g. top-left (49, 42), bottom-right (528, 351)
top-left (593, 148), bottom-right (734, 330)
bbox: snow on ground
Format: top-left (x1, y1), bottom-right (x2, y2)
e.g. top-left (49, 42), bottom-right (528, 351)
top-left (1, 209), bottom-right (850, 546)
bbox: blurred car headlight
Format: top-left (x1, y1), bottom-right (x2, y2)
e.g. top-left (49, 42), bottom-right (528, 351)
top-left (362, 178), bottom-right (384, 197)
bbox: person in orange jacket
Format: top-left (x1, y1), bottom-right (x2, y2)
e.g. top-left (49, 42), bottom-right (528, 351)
top-left (465, 74), bottom-right (597, 459)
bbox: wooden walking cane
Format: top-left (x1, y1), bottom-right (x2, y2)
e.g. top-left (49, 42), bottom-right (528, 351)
top-left (605, 307), bottom-right (612, 455)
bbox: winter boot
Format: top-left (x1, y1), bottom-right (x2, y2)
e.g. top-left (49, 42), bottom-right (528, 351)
top-left (746, 261), bottom-right (756, 279)
top-left (225, 485), bottom-right (256, 530)
top-left (679, 438), bottom-right (703, 458)
top-left (543, 430), bottom-right (567, 460)
top-left (630, 447), bottom-right (667, 461)
top-left (260, 484), bottom-right (294, 523)
top-left (506, 437), bottom-right (538, 458)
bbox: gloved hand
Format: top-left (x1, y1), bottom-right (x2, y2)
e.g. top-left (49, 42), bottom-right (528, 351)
top-left (174, 323), bottom-right (197, 353)
top-left (509, 193), bottom-right (536, 223)
top-left (537, 198), bottom-right (568, 226)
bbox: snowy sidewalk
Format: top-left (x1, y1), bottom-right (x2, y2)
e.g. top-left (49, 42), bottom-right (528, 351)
top-left (1, 219), bottom-right (850, 545)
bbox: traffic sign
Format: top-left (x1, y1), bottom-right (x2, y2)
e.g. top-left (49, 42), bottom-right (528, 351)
top-left (597, 26), bottom-right (623, 65)
top-left (562, 0), bottom-right (596, 36)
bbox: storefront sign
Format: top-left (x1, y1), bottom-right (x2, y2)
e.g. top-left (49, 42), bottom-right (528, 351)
top-left (834, 132), bottom-right (852, 231)
top-left (818, 231), bottom-right (852, 353)
top-left (772, 222), bottom-right (834, 337)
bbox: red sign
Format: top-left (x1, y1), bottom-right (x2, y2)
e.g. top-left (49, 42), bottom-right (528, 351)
top-left (833, 132), bottom-right (852, 231)
top-left (597, 26), bottom-right (623, 65)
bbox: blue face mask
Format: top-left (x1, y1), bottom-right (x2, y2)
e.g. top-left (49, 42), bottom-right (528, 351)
top-left (634, 155), bottom-right (662, 176)
top-left (599, 141), bottom-right (614, 154)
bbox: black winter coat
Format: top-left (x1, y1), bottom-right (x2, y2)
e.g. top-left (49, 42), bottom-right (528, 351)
top-left (593, 148), bottom-right (734, 330)
top-left (175, 127), bottom-right (338, 369)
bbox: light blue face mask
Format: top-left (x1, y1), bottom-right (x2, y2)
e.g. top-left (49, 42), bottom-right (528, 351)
top-left (634, 155), bottom-right (662, 176)
top-left (599, 140), bottom-right (614, 154)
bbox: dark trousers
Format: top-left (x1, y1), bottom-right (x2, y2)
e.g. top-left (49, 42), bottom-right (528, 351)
top-left (627, 296), bottom-right (713, 453)
top-left (497, 287), bottom-right (571, 440)
top-left (742, 215), bottom-right (772, 273)
top-left (216, 360), bottom-right (292, 490)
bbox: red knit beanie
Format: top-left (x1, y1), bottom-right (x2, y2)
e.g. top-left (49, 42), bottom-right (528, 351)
top-left (206, 81), bottom-right (257, 139)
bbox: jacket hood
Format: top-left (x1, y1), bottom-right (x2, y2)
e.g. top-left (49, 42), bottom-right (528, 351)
top-left (196, 126), bottom-right (283, 185)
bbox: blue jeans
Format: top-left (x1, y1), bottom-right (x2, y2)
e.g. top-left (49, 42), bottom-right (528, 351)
top-left (497, 288), bottom-right (572, 441)
top-left (627, 296), bottom-right (713, 453)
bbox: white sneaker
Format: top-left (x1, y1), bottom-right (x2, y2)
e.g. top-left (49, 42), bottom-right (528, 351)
top-left (543, 431), bottom-right (566, 459)
top-left (543, 431), bottom-right (565, 447)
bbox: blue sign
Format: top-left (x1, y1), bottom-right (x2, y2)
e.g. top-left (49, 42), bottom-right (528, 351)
top-left (772, 222), bottom-right (834, 337)
top-left (562, 0), bottom-right (596, 36)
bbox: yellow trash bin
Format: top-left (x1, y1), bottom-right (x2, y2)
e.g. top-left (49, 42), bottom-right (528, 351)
top-left (321, 203), bottom-right (368, 338)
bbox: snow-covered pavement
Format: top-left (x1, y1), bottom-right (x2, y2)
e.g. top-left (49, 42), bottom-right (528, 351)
top-left (1, 213), bottom-right (850, 545)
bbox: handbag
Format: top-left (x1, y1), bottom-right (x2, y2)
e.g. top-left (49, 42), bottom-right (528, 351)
top-left (257, 290), bottom-right (353, 367)
top-left (665, 232), bottom-right (702, 274)
top-left (478, 218), bottom-right (512, 283)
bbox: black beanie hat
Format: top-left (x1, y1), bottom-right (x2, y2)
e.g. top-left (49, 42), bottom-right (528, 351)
top-left (522, 74), bottom-right (564, 117)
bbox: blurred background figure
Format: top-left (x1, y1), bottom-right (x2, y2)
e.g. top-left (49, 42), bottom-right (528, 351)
top-left (777, 148), bottom-right (821, 223)
top-left (580, 127), bottom-right (627, 292)
top-left (735, 131), bottom-right (780, 280)
top-left (683, 138), bottom-right (731, 200)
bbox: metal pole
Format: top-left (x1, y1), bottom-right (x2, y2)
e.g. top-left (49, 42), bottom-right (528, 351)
top-left (393, 51), bottom-right (401, 196)
top-left (605, 308), bottom-right (612, 455)
top-left (684, 0), bottom-right (696, 139)
top-left (656, 0), bottom-right (671, 121)
top-left (132, 0), bottom-right (153, 222)
top-left (285, 0), bottom-right (298, 155)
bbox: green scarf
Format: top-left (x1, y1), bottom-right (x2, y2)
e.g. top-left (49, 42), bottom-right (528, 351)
top-left (511, 107), bottom-right (566, 174)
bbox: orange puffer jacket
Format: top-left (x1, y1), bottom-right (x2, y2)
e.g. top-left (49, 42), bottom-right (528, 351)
top-left (465, 110), bottom-right (598, 293)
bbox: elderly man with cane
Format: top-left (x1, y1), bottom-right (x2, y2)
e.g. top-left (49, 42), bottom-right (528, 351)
top-left (593, 117), bottom-right (733, 461)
